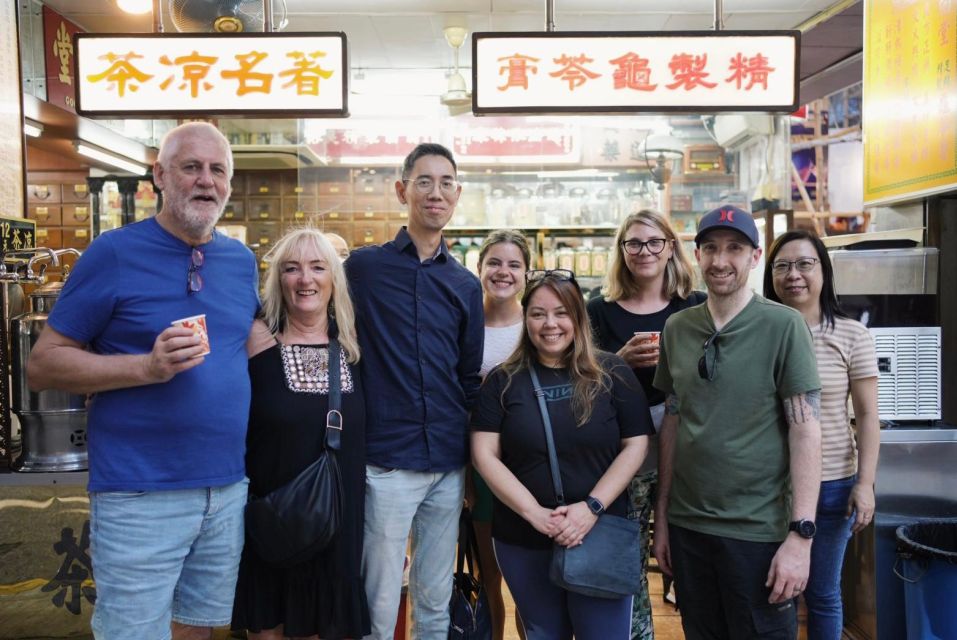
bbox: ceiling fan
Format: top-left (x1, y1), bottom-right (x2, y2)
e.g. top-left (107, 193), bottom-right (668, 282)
top-left (440, 26), bottom-right (472, 117)
top-left (163, 0), bottom-right (288, 33)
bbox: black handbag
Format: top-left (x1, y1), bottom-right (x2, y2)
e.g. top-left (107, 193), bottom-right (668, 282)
top-left (448, 507), bottom-right (493, 640)
top-left (528, 366), bottom-right (642, 600)
top-left (244, 339), bottom-right (345, 568)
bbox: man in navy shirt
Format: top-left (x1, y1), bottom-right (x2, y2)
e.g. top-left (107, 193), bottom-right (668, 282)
top-left (28, 123), bottom-right (259, 640)
top-left (346, 143), bottom-right (484, 639)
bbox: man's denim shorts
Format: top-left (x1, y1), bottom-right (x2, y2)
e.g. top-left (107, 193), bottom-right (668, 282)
top-left (89, 478), bottom-right (248, 640)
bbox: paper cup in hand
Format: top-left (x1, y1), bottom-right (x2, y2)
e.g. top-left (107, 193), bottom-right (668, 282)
top-left (171, 314), bottom-right (210, 357)
top-left (634, 331), bottom-right (661, 346)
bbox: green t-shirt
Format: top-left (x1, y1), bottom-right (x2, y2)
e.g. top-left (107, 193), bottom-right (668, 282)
top-left (654, 294), bottom-right (820, 542)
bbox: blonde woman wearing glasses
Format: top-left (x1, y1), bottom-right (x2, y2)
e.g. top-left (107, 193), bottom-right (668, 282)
top-left (585, 210), bottom-right (704, 640)
top-left (472, 270), bottom-right (652, 639)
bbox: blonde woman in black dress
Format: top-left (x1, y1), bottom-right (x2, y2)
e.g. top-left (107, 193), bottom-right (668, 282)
top-left (233, 229), bottom-right (369, 640)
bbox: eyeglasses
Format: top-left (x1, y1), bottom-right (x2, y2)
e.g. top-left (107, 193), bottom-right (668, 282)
top-left (771, 257), bottom-right (820, 275)
top-left (621, 238), bottom-right (670, 256)
top-left (187, 247), bottom-right (204, 295)
top-left (525, 269), bottom-right (576, 284)
top-left (404, 177), bottom-right (459, 194)
top-left (697, 330), bottom-right (720, 381)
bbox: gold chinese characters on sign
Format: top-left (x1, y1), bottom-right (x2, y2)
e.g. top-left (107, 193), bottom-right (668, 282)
top-left (76, 34), bottom-right (347, 117)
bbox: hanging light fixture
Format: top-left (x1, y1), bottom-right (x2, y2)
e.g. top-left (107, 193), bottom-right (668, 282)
top-left (640, 134), bottom-right (684, 190)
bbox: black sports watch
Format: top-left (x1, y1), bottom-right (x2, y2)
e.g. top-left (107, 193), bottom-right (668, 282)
top-left (789, 519), bottom-right (817, 539)
top-left (585, 495), bottom-right (605, 516)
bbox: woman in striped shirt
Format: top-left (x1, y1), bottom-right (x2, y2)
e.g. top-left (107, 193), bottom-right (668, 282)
top-left (764, 230), bottom-right (880, 640)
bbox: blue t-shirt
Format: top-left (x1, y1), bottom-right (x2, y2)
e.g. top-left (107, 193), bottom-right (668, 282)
top-left (47, 218), bottom-right (260, 492)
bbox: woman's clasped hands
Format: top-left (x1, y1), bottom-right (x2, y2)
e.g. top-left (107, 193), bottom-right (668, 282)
top-left (528, 502), bottom-right (599, 547)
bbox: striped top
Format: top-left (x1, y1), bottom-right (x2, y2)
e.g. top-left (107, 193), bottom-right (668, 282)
top-left (811, 316), bottom-right (879, 481)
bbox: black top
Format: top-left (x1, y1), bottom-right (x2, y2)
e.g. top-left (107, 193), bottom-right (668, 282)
top-left (232, 343), bottom-right (370, 639)
top-left (587, 292), bottom-right (707, 406)
top-left (345, 227), bottom-right (485, 471)
top-left (470, 352), bottom-right (654, 549)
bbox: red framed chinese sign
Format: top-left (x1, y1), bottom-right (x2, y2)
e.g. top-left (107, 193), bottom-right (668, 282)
top-left (74, 32), bottom-right (348, 118)
top-left (473, 31), bottom-right (799, 115)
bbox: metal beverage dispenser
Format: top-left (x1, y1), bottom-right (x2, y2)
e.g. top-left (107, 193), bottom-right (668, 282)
top-left (4, 249), bottom-right (87, 471)
top-left (11, 281), bottom-right (87, 471)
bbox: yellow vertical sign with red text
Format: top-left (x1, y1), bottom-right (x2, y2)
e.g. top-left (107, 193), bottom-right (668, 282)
top-left (864, 0), bottom-right (957, 205)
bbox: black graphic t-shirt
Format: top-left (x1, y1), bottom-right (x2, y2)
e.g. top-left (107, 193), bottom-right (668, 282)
top-left (471, 352), bottom-right (653, 548)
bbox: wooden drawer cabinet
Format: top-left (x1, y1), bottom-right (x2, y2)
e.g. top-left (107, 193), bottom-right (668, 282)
top-left (61, 183), bottom-right (91, 204)
top-left (248, 197), bottom-right (281, 221)
top-left (353, 221), bottom-right (388, 247)
top-left (248, 173), bottom-right (282, 195)
top-left (319, 181), bottom-right (352, 197)
top-left (222, 201), bottom-right (246, 221)
top-left (62, 227), bottom-right (91, 249)
top-left (246, 222), bottom-right (281, 249)
top-left (282, 196), bottom-right (319, 219)
top-left (27, 183), bottom-right (60, 204)
top-left (27, 205), bottom-right (62, 226)
top-left (62, 204), bottom-right (92, 226)
top-left (230, 173), bottom-right (246, 196)
top-left (34, 227), bottom-right (63, 249)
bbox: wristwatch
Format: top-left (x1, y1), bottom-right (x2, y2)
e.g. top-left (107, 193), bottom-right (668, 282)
top-left (789, 519), bottom-right (817, 539)
top-left (585, 495), bottom-right (605, 516)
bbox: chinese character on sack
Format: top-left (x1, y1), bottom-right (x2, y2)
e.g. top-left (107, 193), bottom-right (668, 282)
top-left (41, 521), bottom-right (96, 616)
top-left (279, 51), bottom-right (333, 95)
top-left (159, 51), bottom-right (219, 98)
top-left (550, 54), bottom-right (601, 91)
top-left (725, 52), bottom-right (775, 90)
top-left (221, 51), bottom-right (273, 95)
top-left (609, 52), bottom-right (657, 91)
top-left (666, 53), bottom-right (717, 90)
top-left (497, 53), bottom-right (540, 91)
top-left (86, 52), bottom-right (153, 97)
top-left (53, 22), bottom-right (73, 84)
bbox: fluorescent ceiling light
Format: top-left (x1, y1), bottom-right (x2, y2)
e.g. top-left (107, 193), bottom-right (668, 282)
top-left (75, 142), bottom-right (149, 174)
top-left (116, 0), bottom-right (152, 14)
top-left (24, 119), bottom-right (43, 138)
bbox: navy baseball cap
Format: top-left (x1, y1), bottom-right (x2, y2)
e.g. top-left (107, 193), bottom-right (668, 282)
top-left (694, 205), bottom-right (760, 248)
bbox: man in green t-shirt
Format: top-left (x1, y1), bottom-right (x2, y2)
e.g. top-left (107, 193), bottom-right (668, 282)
top-left (652, 206), bottom-right (822, 640)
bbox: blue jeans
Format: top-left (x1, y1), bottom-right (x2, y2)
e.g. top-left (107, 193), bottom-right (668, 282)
top-left (493, 539), bottom-right (632, 640)
top-left (362, 466), bottom-right (465, 640)
top-left (89, 479), bottom-right (248, 640)
top-left (805, 475), bottom-right (856, 640)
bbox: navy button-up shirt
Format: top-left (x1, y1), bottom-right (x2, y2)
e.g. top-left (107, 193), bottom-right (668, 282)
top-left (346, 228), bottom-right (484, 471)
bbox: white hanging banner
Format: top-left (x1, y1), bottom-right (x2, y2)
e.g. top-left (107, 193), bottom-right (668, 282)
top-left (75, 33), bottom-right (348, 118)
top-left (473, 31), bottom-right (799, 114)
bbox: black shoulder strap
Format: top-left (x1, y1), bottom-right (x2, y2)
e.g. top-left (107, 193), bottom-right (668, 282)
top-left (528, 365), bottom-right (565, 506)
top-left (325, 339), bottom-right (342, 451)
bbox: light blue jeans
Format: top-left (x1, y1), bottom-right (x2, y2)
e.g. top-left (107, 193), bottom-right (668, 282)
top-left (362, 465), bottom-right (465, 640)
top-left (805, 475), bottom-right (856, 640)
top-left (89, 479), bottom-right (248, 640)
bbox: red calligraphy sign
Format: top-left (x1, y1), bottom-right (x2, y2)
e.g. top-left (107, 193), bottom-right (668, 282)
top-left (497, 53), bottom-right (540, 91)
top-left (608, 52), bottom-right (657, 91)
top-left (725, 52), bottom-right (775, 90)
top-left (666, 53), bottom-right (717, 90)
top-left (549, 54), bottom-right (601, 91)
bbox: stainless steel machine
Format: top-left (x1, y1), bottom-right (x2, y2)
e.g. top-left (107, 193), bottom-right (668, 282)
top-left (0, 248), bottom-right (87, 472)
top-left (830, 245), bottom-right (957, 640)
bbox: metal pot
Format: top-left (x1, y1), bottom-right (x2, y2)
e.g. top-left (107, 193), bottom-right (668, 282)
top-left (11, 281), bottom-right (87, 472)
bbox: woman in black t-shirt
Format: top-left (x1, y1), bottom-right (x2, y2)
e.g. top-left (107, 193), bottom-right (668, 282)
top-left (585, 209), bottom-right (705, 638)
top-left (471, 270), bottom-right (652, 640)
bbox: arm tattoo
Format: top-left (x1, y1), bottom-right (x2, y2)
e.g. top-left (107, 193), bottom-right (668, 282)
top-left (783, 390), bottom-right (821, 427)
top-left (665, 393), bottom-right (680, 416)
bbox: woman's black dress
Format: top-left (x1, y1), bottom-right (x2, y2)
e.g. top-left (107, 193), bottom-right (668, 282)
top-left (232, 342), bottom-right (369, 638)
